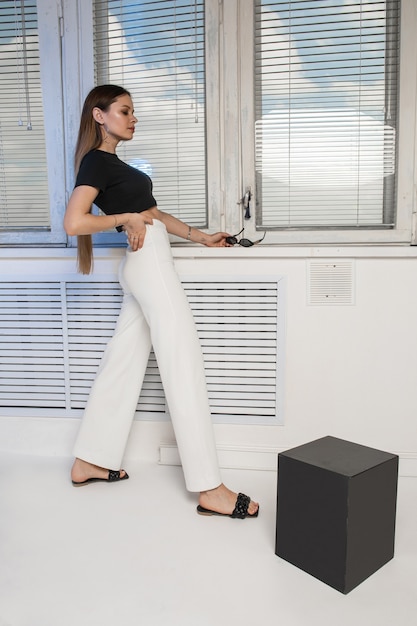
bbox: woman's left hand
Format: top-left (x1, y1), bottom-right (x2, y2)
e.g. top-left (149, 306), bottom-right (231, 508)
top-left (204, 232), bottom-right (233, 247)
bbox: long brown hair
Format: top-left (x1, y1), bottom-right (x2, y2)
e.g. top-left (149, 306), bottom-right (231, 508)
top-left (74, 84), bottom-right (131, 274)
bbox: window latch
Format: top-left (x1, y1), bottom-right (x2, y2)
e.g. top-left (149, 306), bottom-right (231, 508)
top-left (241, 188), bottom-right (251, 220)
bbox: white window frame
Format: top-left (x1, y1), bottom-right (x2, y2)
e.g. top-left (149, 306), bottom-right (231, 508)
top-left (0, 0), bottom-right (67, 246)
top-left (235, 0), bottom-right (417, 246)
top-left (3, 0), bottom-right (415, 248)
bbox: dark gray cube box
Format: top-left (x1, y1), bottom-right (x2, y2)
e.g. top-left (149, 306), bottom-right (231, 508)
top-left (275, 436), bottom-right (398, 594)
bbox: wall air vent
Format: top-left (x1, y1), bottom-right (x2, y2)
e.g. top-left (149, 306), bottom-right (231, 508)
top-left (307, 260), bottom-right (355, 305)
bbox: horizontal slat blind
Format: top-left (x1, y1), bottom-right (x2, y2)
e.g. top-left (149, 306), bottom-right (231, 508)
top-left (255, 0), bottom-right (400, 229)
top-left (93, 0), bottom-right (207, 226)
top-left (0, 276), bottom-right (284, 425)
top-left (0, 0), bottom-right (50, 230)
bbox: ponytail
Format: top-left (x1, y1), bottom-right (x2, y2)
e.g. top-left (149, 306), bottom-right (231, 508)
top-left (77, 235), bottom-right (94, 275)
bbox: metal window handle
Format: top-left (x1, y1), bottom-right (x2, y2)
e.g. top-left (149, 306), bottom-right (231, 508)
top-left (243, 189), bottom-right (251, 219)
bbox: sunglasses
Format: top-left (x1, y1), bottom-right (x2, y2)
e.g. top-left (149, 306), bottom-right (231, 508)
top-left (226, 228), bottom-right (266, 247)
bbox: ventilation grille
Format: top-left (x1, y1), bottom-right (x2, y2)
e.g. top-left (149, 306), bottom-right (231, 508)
top-left (0, 276), bottom-right (285, 425)
top-left (183, 278), bottom-right (282, 422)
top-left (66, 282), bottom-right (165, 415)
top-left (308, 261), bottom-right (355, 305)
top-left (0, 282), bottom-right (66, 408)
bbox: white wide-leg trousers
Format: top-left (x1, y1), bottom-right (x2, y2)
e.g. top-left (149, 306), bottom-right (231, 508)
top-left (73, 220), bottom-right (221, 492)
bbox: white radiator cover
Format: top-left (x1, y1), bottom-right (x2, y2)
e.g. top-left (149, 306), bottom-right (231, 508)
top-left (0, 275), bottom-right (285, 425)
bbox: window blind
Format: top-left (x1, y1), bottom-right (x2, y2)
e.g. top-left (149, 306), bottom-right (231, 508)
top-left (254, 0), bottom-right (400, 229)
top-left (0, 0), bottom-right (50, 231)
top-left (93, 0), bottom-right (207, 226)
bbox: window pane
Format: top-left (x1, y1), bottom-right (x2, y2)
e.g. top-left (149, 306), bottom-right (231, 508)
top-left (93, 0), bottom-right (207, 227)
top-left (0, 0), bottom-right (50, 231)
top-left (255, 0), bottom-right (400, 229)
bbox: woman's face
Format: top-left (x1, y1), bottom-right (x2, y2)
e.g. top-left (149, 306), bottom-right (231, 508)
top-left (96, 94), bottom-right (137, 143)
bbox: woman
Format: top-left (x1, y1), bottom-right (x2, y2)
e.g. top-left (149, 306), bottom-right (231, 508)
top-left (64, 85), bottom-right (259, 519)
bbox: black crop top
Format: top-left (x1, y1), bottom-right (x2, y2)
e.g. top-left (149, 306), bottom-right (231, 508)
top-left (75, 150), bottom-right (157, 220)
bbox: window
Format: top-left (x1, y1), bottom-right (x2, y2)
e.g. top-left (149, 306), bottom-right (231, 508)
top-left (93, 0), bottom-right (207, 228)
top-left (0, 1), bottom-right (49, 231)
top-left (94, 0), bottom-right (415, 244)
top-left (1, 0), bottom-right (416, 247)
top-left (254, 0), bottom-right (400, 231)
top-left (0, 0), bottom-right (66, 245)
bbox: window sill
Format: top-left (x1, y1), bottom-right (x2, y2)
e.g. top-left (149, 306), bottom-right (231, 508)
top-left (1, 243), bottom-right (417, 262)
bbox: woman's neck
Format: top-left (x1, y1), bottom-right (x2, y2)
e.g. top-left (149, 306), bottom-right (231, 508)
top-left (98, 133), bottom-right (119, 154)
top-left (97, 143), bottom-right (117, 154)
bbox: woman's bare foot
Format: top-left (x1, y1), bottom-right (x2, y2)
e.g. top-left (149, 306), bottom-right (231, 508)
top-left (198, 483), bottom-right (259, 517)
top-left (71, 457), bottom-right (128, 484)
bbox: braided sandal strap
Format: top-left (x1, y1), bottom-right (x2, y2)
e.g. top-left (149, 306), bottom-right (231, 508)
top-left (231, 493), bottom-right (251, 519)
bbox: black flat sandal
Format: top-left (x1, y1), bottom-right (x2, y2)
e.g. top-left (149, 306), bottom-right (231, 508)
top-left (72, 469), bottom-right (129, 487)
top-left (196, 492), bottom-right (259, 519)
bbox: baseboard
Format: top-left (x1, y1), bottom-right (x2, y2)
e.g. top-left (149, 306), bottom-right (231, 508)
top-left (159, 443), bottom-right (417, 477)
top-left (0, 417), bottom-right (416, 477)
top-left (0, 416), bottom-right (167, 463)
top-left (158, 442), bottom-right (279, 471)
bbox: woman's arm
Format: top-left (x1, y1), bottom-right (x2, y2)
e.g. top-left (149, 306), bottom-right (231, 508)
top-left (64, 191), bottom-right (229, 250)
top-left (64, 185), bottom-right (134, 236)
top-left (152, 208), bottom-right (231, 247)
top-left (65, 186), bottom-right (154, 251)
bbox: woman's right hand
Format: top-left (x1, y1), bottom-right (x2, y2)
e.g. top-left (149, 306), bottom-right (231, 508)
top-left (123, 209), bottom-right (156, 251)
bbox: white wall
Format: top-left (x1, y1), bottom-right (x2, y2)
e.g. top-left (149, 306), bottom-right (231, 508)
top-left (1, 245), bottom-right (416, 475)
top-left (177, 248), bottom-right (417, 468)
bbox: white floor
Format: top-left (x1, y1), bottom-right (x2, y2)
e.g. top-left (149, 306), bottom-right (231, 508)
top-left (1, 453), bottom-right (416, 626)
